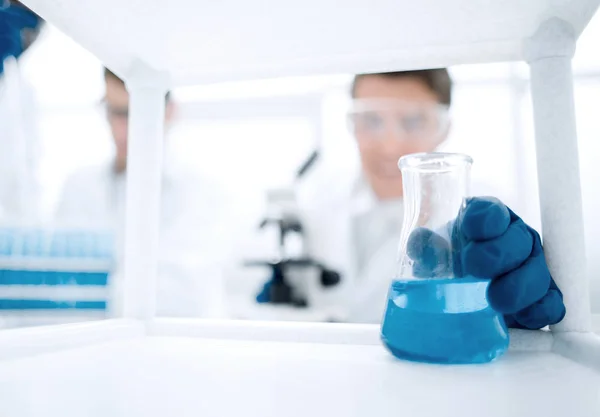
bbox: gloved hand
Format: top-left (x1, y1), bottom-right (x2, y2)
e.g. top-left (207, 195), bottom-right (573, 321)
top-left (256, 279), bottom-right (272, 303)
top-left (407, 196), bottom-right (566, 329)
top-left (0, 3), bottom-right (40, 74)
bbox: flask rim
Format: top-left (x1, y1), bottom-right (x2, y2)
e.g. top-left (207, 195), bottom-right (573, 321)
top-left (398, 152), bottom-right (473, 173)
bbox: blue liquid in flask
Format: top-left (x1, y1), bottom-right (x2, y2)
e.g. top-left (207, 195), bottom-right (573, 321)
top-left (381, 277), bottom-right (509, 364)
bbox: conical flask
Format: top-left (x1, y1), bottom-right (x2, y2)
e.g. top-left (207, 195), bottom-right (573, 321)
top-left (381, 152), bottom-right (509, 364)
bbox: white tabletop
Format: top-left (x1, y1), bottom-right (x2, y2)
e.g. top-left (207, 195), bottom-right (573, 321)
top-left (0, 335), bottom-right (598, 417)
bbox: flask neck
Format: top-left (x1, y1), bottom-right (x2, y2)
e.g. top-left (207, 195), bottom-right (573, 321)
top-left (396, 153), bottom-right (472, 280)
top-left (399, 153), bottom-right (472, 229)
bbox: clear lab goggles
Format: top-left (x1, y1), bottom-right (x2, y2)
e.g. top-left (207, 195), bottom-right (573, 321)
top-left (347, 99), bottom-right (450, 141)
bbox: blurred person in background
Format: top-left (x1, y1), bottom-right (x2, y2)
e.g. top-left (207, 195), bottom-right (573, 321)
top-left (0, 1), bottom-right (44, 224)
top-left (257, 69), bottom-right (565, 330)
top-left (54, 68), bottom-right (232, 318)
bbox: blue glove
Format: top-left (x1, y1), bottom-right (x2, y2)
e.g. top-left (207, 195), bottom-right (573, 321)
top-left (407, 196), bottom-right (566, 329)
top-left (256, 279), bottom-right (272, 303)
top-left (0, 4), bottom-right (40, 74)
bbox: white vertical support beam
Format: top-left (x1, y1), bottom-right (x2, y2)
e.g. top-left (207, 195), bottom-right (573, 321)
top-left (525, 18), bottom-right (591, 332)
top-left (121, 63), bottom-right (169, 320)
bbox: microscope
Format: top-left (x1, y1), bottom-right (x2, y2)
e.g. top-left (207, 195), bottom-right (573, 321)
top-left (244, 150), bottom-right (341, 309)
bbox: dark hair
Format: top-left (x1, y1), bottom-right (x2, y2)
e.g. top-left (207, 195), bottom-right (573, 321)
top-left (103, 67), bottom-right (171, 101)
top-left (351, 69), bottom-right (452, 106)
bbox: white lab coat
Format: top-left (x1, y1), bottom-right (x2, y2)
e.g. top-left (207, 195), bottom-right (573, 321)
top-left (295, 164), bottom-right (515, 324)
top-left (0, 62), bottom-right (47, 329)
top-left (0, 63), bottom-right (41, 225)
top-left (54, 161), bottom-right (232, 318)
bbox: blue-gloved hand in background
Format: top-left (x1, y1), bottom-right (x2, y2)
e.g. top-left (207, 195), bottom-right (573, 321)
top-left (256, 279), bottom-right (272, 303)
top-left (407, 197), bottom-right (566, 329)
top-left (0, 3), bottom-right (41, 74)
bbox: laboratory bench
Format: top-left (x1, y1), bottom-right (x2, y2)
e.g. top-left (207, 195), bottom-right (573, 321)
top-left (0, 318), bottom-right (598, 417)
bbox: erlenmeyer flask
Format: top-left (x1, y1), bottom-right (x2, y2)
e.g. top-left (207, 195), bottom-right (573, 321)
top-left (381, 152), bottom-right (509, 364)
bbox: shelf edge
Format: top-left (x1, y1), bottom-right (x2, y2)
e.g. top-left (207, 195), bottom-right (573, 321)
top-left (553, 332), bottom-right (600, 372)
top-left (0, 319), bottom-right (144, 361)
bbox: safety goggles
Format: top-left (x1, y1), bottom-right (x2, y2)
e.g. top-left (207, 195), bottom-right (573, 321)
top-left (347, 99), bottom-right (450, 141)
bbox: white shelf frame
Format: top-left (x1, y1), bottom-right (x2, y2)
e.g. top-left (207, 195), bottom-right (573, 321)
top-left (525, 18), bottom-right (591, 332)
top-left (7, 2), bottom-right (600, 374)
top-left (117, 17), bottom-right (594, 331)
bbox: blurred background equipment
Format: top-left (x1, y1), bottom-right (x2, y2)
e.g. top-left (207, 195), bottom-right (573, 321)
top-left (245, 150), bottom-right (342, 315)
top-left (6, 14), bottom-right (600, 324)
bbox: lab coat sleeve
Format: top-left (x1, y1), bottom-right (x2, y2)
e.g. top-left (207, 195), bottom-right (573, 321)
top-left (0, 77), bottom-right (41, 224)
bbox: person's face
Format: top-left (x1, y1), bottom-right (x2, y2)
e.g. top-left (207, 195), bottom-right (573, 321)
top-left (104, 76), bottom-right (174, 169)
top-left (104, 76), bottom-right (130, 167)
top-left (350, 75), bottom-right (449, 200)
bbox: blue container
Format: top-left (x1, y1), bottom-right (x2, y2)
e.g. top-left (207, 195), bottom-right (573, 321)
top-left (381, 277), bottom-right (509, 364)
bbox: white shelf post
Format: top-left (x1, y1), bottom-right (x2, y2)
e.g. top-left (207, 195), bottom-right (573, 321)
top-left (525, 18), bottom-right (591, 332)
top-left (121, 63), bottom-right (169, 320)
